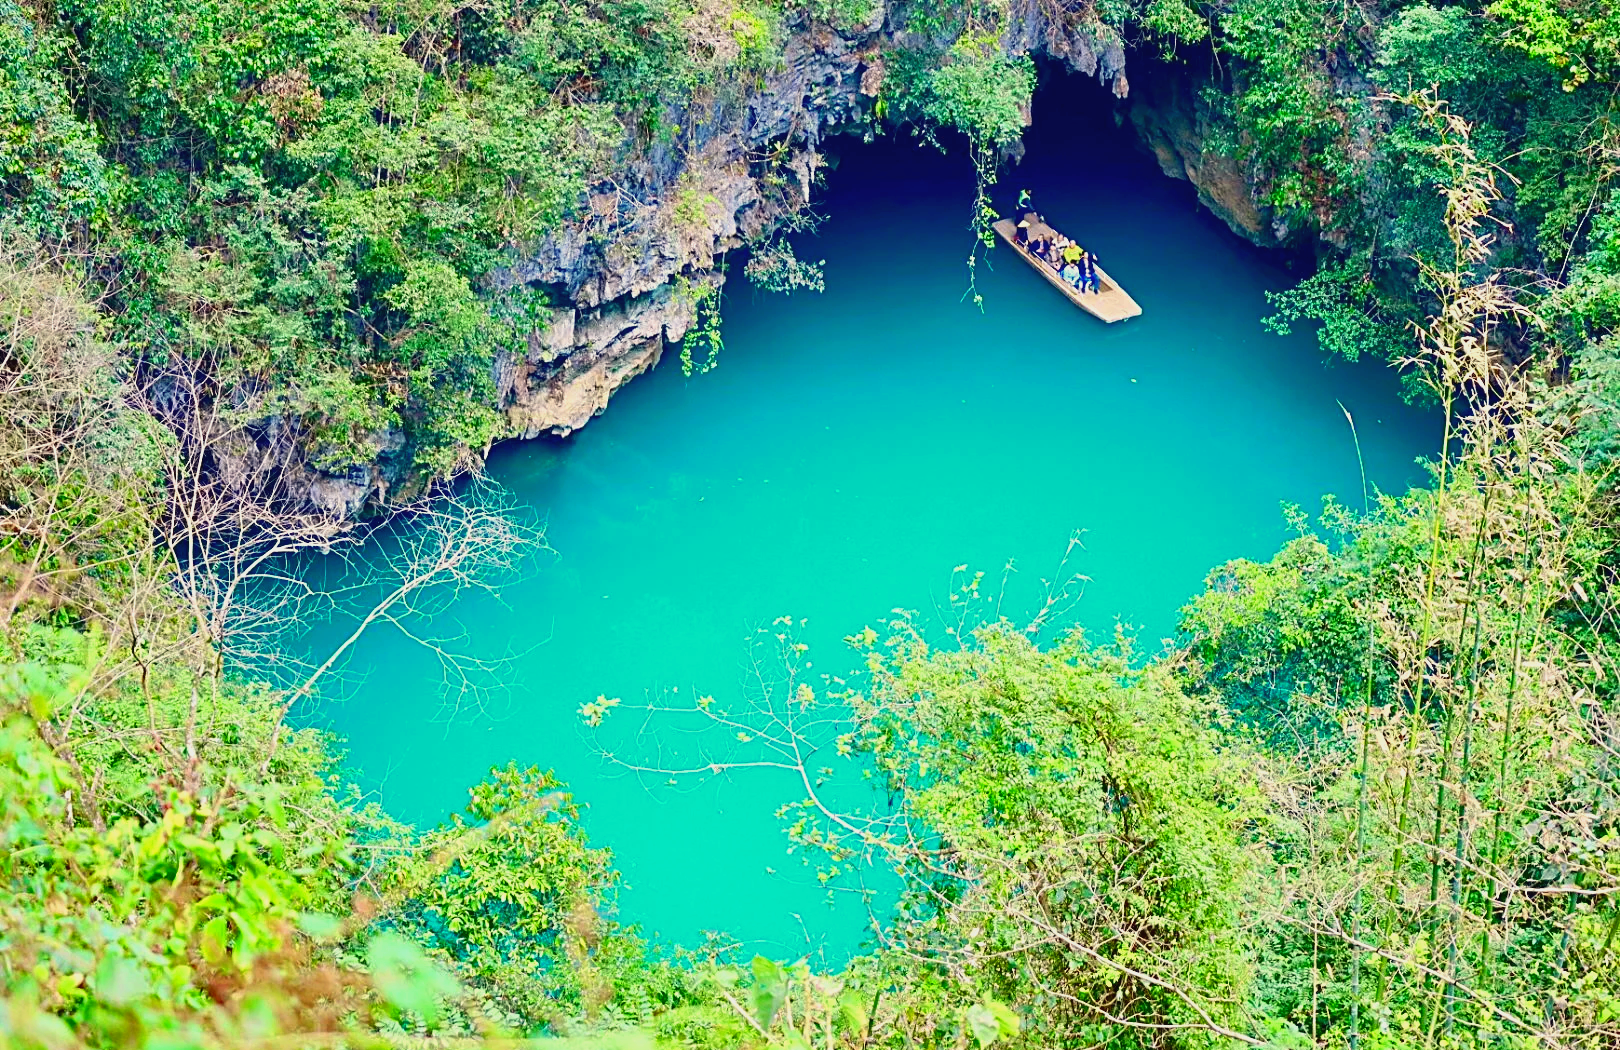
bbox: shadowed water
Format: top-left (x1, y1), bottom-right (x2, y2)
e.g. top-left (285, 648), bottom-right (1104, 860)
top-left (297, 76), bottom-right (1437, 962)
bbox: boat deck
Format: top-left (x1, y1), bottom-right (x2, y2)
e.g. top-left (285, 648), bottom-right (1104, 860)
top-left (992, 215), bottom-right (1142, 323)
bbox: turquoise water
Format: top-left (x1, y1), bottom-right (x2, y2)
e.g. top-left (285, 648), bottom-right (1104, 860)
top-left (299, 82), bottom-right (1436, 962)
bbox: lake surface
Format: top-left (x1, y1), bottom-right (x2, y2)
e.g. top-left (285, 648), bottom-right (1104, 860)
top-left (298, 77), bottom-right (1437, 963)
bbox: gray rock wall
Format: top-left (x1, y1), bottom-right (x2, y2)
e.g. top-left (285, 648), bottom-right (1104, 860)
top-left (1127, 56), bottom-right (1282, 247)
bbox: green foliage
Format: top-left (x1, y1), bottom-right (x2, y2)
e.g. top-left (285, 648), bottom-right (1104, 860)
top-left (744, 240), bottom-right (826, 294)
top-left (0, 658), bottom-right (627, 1047)
top-left (1181, 529), bottom-right (1385, 741)
top-left (1141, 0), bottom-right (1209, 46)
top-left (874, 29), bottom-right (1035, 307)
top-left (1490, 0), bottom-right (1620, 88)
top-left (0, 0), bottom-right (779, 477)
top-left (0, 227), bottom-right (634, 1047)
top-left (1215, 0), bottom-right (1357, 222)
top-left (677, 277), bottom-right (725, 377)
top-left (839, 618), bottom-right (1260, 1045)
top-left (9, 3), bottom-right (1620, 1049)
top-left (1550, 195), bottom-right (1620, 339)
top-left (1375, 6), bottom-right (1495, 101)
top-left (916, 36), bottom-right (1034, 152)
top-left (367, 931), bottom-right (464, 1027)
top-left (1263, 253), bottom-right (1417, 368)
top-left (780, 0), bottom-right (878, 30)
top-left (1544, 333), bottom-right (1620, 485)
top-left (0, 676), bottom-right (352, 1048)
top-left (383, 763), bottom-right (621, 1023)
top-left (0, 5), bottom-right (109, 233)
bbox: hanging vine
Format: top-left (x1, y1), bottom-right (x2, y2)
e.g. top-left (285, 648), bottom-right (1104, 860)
top-left (675, 264), bottom-right (726, 377)
top-left (881, 15), bottom-right (1035, 309)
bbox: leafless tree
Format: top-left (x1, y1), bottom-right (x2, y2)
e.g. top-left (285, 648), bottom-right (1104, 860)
top-left (1, 229), bottom-right (544, 825)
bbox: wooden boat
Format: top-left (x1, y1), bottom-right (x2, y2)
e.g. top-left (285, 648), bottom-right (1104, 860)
top-left (992, 214), bottom-right (1142, 323)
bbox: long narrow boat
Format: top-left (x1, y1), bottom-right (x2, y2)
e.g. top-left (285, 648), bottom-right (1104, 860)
top-left (991, 214), bottom-right (1142, 323)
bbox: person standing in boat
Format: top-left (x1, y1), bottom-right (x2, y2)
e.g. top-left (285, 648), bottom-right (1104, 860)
top-left (1085, 252), bottom-right (1100, 293)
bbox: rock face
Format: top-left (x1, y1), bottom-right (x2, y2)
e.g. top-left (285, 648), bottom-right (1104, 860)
top-left (1127, 59), bottom-right (1282, 247)
top-left (1003, 3), bottom-right (1128, 95)
top-left (485, 21), bottom-right (883, 446)
top-left (281, 3), bottom-right (1282, 514)
top-left (499, 281), bottom-right (702, 439)
top-left (484, 0), bottom-right (1141, 455)
top-left (207, 410), bottom-right (411, 519)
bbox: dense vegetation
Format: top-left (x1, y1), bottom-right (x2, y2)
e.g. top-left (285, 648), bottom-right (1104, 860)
top-left (5, 0), bottom-right (1620, 1049)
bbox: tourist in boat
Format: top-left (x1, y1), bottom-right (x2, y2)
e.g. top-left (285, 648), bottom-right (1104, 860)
top-left (998, 216), bottom-right (1139, 319)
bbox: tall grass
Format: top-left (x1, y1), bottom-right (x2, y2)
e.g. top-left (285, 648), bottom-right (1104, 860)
top-left (1269, 92), bottom-right (1620, 1049)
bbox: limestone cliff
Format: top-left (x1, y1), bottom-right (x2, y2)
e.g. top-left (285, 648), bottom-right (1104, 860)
top-left (485, 1), bottom-right (1147, 437)
top-left (1127, 59), bottom-right (1282, 247)
top-left (290, 3), bottom-right (1270, 515)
